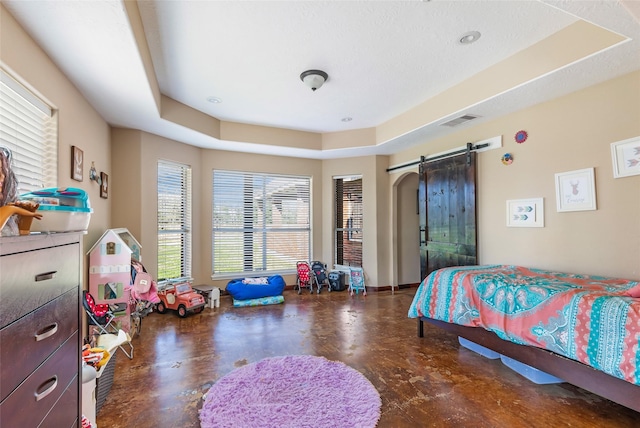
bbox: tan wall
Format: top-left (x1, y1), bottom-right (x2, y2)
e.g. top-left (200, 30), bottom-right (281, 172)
top-left (1, 4), bottom-right (111, 280)
top-left (110, 131), bottom-right (389, 289)
top-left (389, 71), bottom-right (640, 280)
top-left (111, 129), bottom-right (143, 239)
top-left (111, 130), bottom-right (203, 283)
top-left (395, 172), bottom-right (420, 285)
top-left (5, 1), bottom-right (638, 290)
top-left (111, 130), bottom-right (323, 289)
top-left (199, 148), bottom-right (323, 288)
top-left (374, 155), bottom-right (391, 287)
top-left (322, 155), bottom-right (389, 287)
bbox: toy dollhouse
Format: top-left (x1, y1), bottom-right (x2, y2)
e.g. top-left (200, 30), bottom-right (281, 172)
top-left (87, 228), bottom-right (142, 334)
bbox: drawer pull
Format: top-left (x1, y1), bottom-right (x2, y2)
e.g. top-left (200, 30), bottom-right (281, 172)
top-left (35, 271), bottom-right (57, 282)
top-left (35, 376), bottom-right (58, 401)
top-left (35, 323), bottom-right (58, 341)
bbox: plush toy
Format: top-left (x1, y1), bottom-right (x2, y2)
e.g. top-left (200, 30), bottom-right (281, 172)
top-left (82, 344), bottom-right (111, 368)
top-left (130, 260), bottom-right (161, 304)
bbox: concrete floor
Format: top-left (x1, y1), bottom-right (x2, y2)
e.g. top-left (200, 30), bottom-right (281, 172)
top-left (96, 288), bottom-right (638, 427)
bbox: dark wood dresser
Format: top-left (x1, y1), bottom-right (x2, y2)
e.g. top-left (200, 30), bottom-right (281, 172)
top-left (0, 232), bottom-right (83, 427)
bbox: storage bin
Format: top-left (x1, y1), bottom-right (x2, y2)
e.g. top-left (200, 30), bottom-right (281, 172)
top-left (82, 365), bottom-right (97, 426)
top-left (500, 355), bottom-right (564, 384)
top-left (458, 337), bottom-right (501, 359)
top-left (21, 187), bottom-right (92, 232)
top-left (328, 271), bottom-right (346, 291)
top-left (95, 352), bottom-right (117, 413)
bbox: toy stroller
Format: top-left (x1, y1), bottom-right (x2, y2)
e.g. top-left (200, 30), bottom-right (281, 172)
top-left (296, 261), bottom-right (314, 294)
top-left (349, 267), bottom-right (367, 296)
top-left (128, 260), bottom-right (160, 337)
top-left (311, 260), bottom-right (330, 293)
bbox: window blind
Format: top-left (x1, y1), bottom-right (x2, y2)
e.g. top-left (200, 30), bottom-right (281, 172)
top-left (157, 160), bottom-right (192, 282)
top-left (334, 176), bottom-right (362, 267)
top-left (0, 69), bottom-right (57, 194)
top-left (212, 170), bottom-right (311, 276)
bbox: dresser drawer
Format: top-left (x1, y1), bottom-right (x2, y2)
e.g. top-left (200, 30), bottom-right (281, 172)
top-left (0, 288), bottom-right (79, 402)
top-left (39, 375), bottom-right (79, 428)
top-left (0, 331), bottom-right (79, 428)
top-left (0, 242), bottom-right (79, 328)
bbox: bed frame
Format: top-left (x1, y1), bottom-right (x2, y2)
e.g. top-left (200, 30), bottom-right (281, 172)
top-left (418, 317), bottom-right (640, 413)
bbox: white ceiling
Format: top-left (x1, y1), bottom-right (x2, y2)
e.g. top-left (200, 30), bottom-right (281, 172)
top-left (3, 0), bottom-right (640, 159)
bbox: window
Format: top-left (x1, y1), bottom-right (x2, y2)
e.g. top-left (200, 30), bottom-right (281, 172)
top-left (334, 176), bottom-right (362, 267)
top-left (0, 69), bottom-right (57, 193)
top-left (157, 160), bottom-right (192, 282)
top-left (212, 170), bottom-right (310, 276)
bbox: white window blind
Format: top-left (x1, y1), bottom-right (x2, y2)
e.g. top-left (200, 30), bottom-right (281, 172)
top-left (157, 160), bottom-right (192, 282)
top-left (212, 170), bottom-right (311, 276)
top-left (0, 69), bottom-right (57, 194)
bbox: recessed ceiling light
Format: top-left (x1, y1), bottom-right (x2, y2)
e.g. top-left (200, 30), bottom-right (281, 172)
top-left (207, 96), bottom-right (222, 104)
top-left (459, 31), bottom-right (481, 45)
top-left (341, 117), bottom-right (352, 122)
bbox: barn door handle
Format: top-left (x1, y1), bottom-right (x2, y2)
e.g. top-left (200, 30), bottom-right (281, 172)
top-left (420, 227), bottom-right (427, 245)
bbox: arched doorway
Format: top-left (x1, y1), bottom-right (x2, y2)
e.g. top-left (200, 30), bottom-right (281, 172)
top-left (394, 172), bottom-right (421, 287)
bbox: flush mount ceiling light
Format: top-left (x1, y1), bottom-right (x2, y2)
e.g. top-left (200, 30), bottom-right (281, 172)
top-left (459, 31), bottom-right (481, 45)
top-left (300, 69), bottom-right (328, 91)
top-left (207, 96), bottom-right (222, 103)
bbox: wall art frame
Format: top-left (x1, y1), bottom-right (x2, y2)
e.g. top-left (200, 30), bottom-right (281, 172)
top-left (71, 145), bottom-right (83, 182)
top-left (555, 167), bottom-right (596, 212)
top-left (506, 197), bottom-right (544, 227)
top-left (100, 172), bottom-right (109, 199)
top-left (611, 136), bottom-right (640, 179)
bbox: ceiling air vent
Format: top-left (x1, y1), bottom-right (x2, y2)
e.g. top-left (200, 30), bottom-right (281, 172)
top-left (440, 114), bottom-right (479, 127)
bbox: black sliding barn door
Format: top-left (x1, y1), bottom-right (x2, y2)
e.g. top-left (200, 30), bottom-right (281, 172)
top-left (419, 152), bottom-right (477, 280)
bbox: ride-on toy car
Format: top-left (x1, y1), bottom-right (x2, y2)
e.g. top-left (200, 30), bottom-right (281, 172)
top-left (155, 282), bottom-right (205, 317)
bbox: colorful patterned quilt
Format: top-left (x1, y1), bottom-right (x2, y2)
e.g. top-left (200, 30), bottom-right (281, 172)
top-left (408, 265), bottom-right (640, 386)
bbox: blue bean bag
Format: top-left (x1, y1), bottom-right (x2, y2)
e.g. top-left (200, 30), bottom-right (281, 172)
top-left (226, 275), bottom-right (286, 301)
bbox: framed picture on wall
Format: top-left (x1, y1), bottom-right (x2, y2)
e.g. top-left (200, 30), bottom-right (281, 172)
top-left (555, 167), bottom-right (596, 212)
top-left (100, 172), bottom-right (109, 199)
top-left (611, 136), bottom-right (640, 178)
top-left (71, 146), bottom-right (83, 181)
top-left (506, 198), bottom-right (544, 227)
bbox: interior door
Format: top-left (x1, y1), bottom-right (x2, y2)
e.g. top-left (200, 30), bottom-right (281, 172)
top-left (419, 152), bottom-right (477, 279)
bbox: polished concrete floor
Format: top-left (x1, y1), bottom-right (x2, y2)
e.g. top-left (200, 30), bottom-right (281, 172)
top-left (96, 288), bottom-right (638, 427)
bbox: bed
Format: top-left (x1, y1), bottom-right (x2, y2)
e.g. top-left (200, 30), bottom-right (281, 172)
top-left (408, 265), bottom-right (640, 412)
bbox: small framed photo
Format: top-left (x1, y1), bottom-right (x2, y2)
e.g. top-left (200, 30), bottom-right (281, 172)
top-left (611, 136), bottom-right (640, 178)
top-left (506, 198), bottom-right (544, 227)
top-left (71, 146), bottom-right (83, 182)
top-left (100, 172), bottom-right (109, 199)
top-left (555, 167), bottom-right (596, 212)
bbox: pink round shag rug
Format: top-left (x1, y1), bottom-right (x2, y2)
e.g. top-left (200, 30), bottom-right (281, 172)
top-left (199, 355), bottom-right (381, 428)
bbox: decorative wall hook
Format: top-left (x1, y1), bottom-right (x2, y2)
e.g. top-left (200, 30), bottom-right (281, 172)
top-left (515, 130), bottom-right (528, 144)
top-left (89, 161), bottom-right (102, 185)
top-left (501, 153), bottom-right (514, 165)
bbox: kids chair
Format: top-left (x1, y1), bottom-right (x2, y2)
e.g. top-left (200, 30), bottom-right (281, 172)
top-left (348, 267), bottom-right (367, 296)
top-left (82, 290), bottom-right (133, 359)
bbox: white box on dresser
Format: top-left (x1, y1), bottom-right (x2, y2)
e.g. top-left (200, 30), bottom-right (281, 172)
top-left (0, 232), bottom-right (83, 428)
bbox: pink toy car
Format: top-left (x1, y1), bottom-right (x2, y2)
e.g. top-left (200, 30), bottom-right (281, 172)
top-left (155, 282), bottom-right (205, 317)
